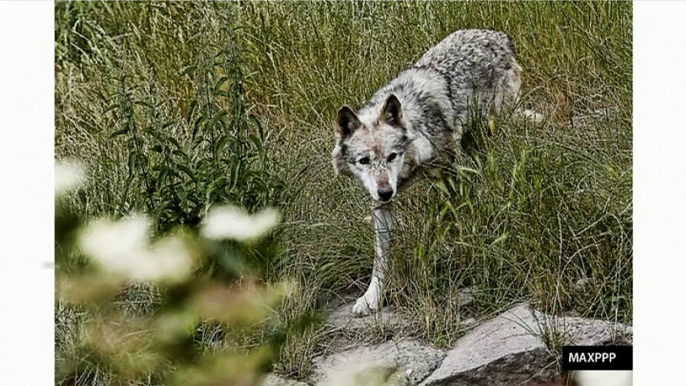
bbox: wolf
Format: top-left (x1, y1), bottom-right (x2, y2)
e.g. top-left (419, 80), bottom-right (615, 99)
top-left (331, 29), bottom-right (542, 315)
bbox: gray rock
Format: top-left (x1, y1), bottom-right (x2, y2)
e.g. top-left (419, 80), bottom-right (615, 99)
top-left (420, 304), bottom-right (631, 386)
top-left (313, 340), bottom-right (446, 386)
top-left (553, 314), bottom-right (633, 346)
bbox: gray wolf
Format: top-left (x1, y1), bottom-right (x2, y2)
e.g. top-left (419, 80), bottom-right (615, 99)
top-left (331, 29), bottom-right (542, 315)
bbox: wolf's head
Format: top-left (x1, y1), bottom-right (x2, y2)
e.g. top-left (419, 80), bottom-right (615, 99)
top-left (331, 94), bottom-right (413, 203)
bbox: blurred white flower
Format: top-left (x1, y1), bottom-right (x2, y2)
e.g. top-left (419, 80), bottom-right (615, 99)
top-left (55, 160), bottom-right (85, 196)
top-left (78, 214), bottom-right (194, 283)
top-left (79, 215), bottom-right (149, 262)
top-left (319, 366), bottom-right (407, 386)
top-left (201, 205), bottom-right (281, 241)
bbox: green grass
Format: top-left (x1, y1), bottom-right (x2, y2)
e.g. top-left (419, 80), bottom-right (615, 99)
top-left (55, 0), bottom-right (632, 382)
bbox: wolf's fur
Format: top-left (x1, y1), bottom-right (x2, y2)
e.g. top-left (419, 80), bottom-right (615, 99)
top-left (331, 29), bottom-right (537, 315)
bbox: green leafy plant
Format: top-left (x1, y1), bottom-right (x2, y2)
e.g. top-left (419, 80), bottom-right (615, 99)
top-left (99, 3), bottom-right (282, 232)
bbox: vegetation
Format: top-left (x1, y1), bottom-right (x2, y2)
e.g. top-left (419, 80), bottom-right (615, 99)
top-left (55, 1), bottom-right (632, 383)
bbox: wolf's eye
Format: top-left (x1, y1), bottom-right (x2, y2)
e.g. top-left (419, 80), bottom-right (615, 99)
top-left (358, 157), bottom-right (370, 165)
top-left (387, 153), bottom-right (397, 162)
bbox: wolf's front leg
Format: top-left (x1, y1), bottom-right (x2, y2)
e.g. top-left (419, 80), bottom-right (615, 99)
top-left (352, 204), bottom-right (392, 316)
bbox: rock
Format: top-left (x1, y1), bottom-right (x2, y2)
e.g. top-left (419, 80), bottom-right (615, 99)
top-left (261, 374), bottom-right (310, 386)
top-left (316, 298), bottom-right (631, 386)
top-left (553, 314), bottom-right (633, 346)
top-left (420, 304), bottom-right (632, 386)
top-left (419, 304), bottom-right (553, 386)
top-left (312, 340), bottom-right (446, 386)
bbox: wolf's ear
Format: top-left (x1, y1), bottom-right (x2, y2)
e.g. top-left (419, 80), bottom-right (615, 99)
top-left (335, 106), bottom-right (361, 138)
top-left (380, 94), bottom-right (402, 127)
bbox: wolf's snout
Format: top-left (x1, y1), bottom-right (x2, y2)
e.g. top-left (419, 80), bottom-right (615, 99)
top-left (377, 187), bottom-right (394, 202)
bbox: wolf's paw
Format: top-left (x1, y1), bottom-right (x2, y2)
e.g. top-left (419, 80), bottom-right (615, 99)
top-left (351, 293), bottom-right (380, 316)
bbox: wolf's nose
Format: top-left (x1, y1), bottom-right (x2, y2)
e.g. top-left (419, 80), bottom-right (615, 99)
top-left (377, 187), bottom-right (394, 202)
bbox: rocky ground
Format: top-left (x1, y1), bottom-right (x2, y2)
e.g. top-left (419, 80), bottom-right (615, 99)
top-left (263, 294), bottom-right (632, 386)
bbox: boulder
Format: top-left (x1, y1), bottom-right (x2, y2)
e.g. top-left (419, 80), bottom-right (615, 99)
top-left (313, 339), bottom-right (446, 386)
top-left (419, 304), bottom-right (632, 386)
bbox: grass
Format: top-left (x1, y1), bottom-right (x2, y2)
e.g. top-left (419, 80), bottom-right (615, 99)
top-left (55, 0), bottom-right (632, 383)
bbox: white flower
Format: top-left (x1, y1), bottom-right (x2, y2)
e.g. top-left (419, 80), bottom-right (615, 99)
top-left (201, 205), bottom-right (281, 241)
top-left (319, 366), bottom-right (408, 386)
top-left (55, 160), bottom-right (85, 196)
top-left (78, 214), bottom-right (193, 283)
top-left (79, 215), bottom-right (149, 264)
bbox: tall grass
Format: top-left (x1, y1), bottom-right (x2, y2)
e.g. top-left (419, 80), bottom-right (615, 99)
top-left (56, 0), bottom-right (632, 380)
